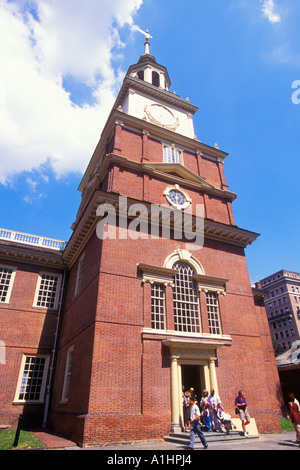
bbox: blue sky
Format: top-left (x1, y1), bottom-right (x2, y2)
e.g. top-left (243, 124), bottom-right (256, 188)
top-left (0, 0), bottom-right (299, 284)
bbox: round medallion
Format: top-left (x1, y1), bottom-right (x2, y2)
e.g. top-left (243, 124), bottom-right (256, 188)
top-left (164, 185), bottom-right (191, 210)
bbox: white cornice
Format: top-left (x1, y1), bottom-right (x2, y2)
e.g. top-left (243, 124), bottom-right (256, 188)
top-left (118, 75), bottom-right (198, 114)
top-left (99, 153), bottom-right (237, 201)
top-left (0, 242), bottom-right (66, 269)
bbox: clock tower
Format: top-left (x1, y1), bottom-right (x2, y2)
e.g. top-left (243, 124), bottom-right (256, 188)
top-left (121, 38), bottom-right (196, 139)
top-left (49, 36), bottom-right (283, 446)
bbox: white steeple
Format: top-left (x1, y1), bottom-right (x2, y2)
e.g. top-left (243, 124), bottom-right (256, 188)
top-left (114, 31), bottom-right (198, 139)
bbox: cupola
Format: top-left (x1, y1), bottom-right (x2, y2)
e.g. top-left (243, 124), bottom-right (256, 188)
top-left (127, 31), bottom-right (171, 90)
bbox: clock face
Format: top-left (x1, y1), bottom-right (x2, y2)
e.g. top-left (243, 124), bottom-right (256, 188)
top-left (148, 104), bottom-right (176, 126)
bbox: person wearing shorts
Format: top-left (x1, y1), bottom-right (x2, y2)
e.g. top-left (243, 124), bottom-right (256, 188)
top-left (235, 390), bottom-right (250, 436)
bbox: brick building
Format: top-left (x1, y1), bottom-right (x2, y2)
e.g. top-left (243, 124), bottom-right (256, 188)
top-left (0, 39), bottom-right (283, 446)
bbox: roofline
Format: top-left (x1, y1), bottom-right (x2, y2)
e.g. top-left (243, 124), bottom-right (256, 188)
top-left (116, 75), bottom-right (198, 114)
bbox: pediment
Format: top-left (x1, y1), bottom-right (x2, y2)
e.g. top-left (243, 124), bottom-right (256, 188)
top-left (142, 162), bottom-right (216, 190)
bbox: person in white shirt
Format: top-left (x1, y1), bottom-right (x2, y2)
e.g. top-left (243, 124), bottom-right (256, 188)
top-left (187, 396), bottom-right (208, 450)
top-left (207, 389), bottom-right (222, 432)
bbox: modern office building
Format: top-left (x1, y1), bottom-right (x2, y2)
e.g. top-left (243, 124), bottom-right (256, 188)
top-left (258, 270), bottom-right (300, 351)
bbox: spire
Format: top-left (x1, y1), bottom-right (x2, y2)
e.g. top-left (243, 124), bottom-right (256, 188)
top-left (132, 26), bottom-right (153, 55)
top-left (144, 29), bottom-right (152, 55)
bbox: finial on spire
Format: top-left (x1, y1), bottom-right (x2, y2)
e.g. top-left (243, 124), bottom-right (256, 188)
top-left (132, 25), bottom-right (153, 54)
top-left (144, 30), bottom-right (151, 55)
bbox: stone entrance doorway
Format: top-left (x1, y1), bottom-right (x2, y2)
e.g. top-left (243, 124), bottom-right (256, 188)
top-left (163, 337), bottom-right (227, 433)
top-left (181, 364), bottom-right (202, 402)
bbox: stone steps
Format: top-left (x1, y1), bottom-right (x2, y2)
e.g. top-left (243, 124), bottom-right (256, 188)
top-left (164, 429), bottom-right (259, 448)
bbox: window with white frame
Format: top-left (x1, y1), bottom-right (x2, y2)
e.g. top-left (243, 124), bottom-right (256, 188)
top-left (164, 184), bottom-right (192, 210)
top-left (172, 262), bottom-right (200, 333)
top-left (206, 292), bottom-right (222, 335)
top-left (0, 265), bottom-right (16, 303)
top-left (163, 145), bottom-right (182, 164)
top-left (151, 284), bottom-right (165, 330)
top-left (15, 355), bottom-right (49, 402)
top-left (61, 345), bottom-right (74, 403)
top-left (34, 272), bottom-right (62, 309)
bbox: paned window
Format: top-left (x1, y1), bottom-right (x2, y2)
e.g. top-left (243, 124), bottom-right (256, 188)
top-left (172, 262), bottom-right (200, 333)
top-left (61, 345), bottom-right (74, 402)
top-left (34, 273), bottom-right (61, 309)
top-left (151, 284), bottom-right (165, 330)
top-left (0, 265), bottom-right (16, 303)
top-left (163, 145), bottom-right (182, 164)
top-left (15, 355), bottom-right (49, 402)
top-left (206, 292), bottom-right (222, 335)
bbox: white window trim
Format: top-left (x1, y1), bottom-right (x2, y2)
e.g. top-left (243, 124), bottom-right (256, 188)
top-left (172, 261), bottom-right (201, 334)
top-left (206, 291), bottom-right (222, 335)
top-left (162, 143), bottom-right (184, 165)
top-left (151, 284), bottom-right (166, 331)
top-left (14, 354), bottom-right (50, 404)
top-left (164, 184), bottom-right (192, 210)
top-left (33, 272), bottom-right (62, 310)
top-left (0, 265), bottom-right (17, 304)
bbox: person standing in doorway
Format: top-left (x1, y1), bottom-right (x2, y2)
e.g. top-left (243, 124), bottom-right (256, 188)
top-left (200, 390), bottom-right (211, 432)
top-left (183, 390), bottom-right (191, 432)
top-left (235, 390), bottom-right (250, 436)
top-left (187, 396), bottom-right (208, 450)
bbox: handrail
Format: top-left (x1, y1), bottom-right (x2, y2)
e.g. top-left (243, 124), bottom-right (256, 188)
top-left (0, 228), bottom-right (66, 251)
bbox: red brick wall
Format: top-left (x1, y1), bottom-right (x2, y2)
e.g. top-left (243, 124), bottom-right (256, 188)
top-left (0, 260), bottom-right (64, 427)
top-left (47, 224), bottom-right (282, 444)
top-left (0, 111), bottom-right (282, 445)
top-left (27, 121), bottom-right (282, 443)
top-left (118, 127), bottom-right (228, 191)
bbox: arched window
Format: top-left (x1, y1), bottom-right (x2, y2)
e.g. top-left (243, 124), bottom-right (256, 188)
top-left (152, 71), bottom-right (160, 87)
top-left (137, 70), bottom-right (144, 81)
top-left (172, 261), bottom-right (200, 333)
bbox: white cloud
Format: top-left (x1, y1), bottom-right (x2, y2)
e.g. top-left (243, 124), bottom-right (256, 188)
top-left (26, 177), bottom-right (38, 191)
top-left (261, 0), bottom-right (281, 23)
top-left (0, 0), bottom-right (143, 184)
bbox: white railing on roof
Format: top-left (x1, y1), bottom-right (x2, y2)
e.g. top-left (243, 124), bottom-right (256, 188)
top-left (0, 228), bottom-right (66, 251)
